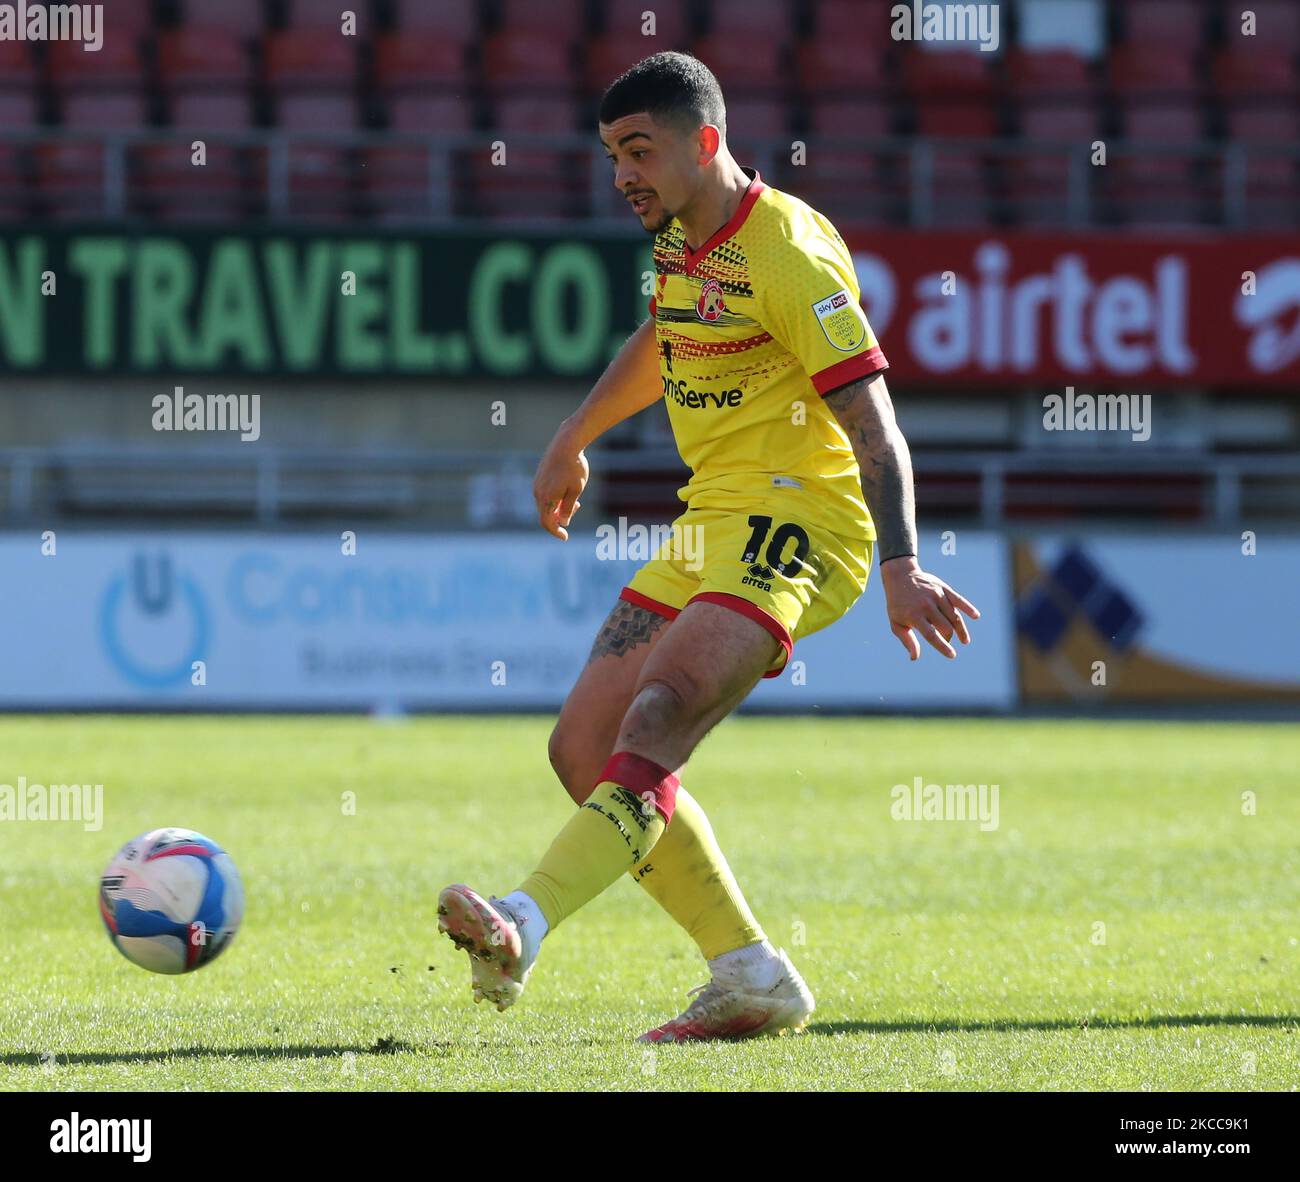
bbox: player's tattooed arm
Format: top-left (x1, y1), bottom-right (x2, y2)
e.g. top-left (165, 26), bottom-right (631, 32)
top-left (824, 372), bottom-right (981, 660)
top-left (588, 600), bottom-right (669, 662)
top-left (823, 373), bottom-right (917, 562)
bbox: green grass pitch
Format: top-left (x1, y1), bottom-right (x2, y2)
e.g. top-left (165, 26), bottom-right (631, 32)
top-left (1, 715), bottom-right (1297, 1092)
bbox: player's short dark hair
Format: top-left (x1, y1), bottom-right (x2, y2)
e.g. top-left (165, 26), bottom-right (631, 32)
top-left (599, 52), bottom-right (727, 137)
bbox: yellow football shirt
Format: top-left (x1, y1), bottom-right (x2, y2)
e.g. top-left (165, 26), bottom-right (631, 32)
top-left (648, 167), bottom-right (888, 539)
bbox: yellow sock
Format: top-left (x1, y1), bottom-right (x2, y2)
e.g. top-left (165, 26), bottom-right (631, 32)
top-left (627, 786), bottom-right (765, 960)
top-left (519, 753), bottom-right (677, 929)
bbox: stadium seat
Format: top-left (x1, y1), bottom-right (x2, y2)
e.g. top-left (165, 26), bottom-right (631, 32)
top-left (1107, 45), bottom-right (1198, 99)
top-left (61, 92), bottom-right (150, 129)
top-left (1004, 48), bottom-right (1095, 102)
top-left (468, 149), bottom-right (588, 219)
top-left (789, 149), bottom-right (896, 226)
top-left (285, 145), bottom-right (355, 220)
top-left (181, 0), bottom-right (265, 39)
top-left (374, 34), bottom-right (468, 88)
top-left (500, 0), bottom-right (587, 40)
top-left (813, 0), bottom-right (895, 43)
top-left (1018, 105), bottom-right (1100, 143)
top-left (133, 142), bottom-right (248, 221)
top-left (1212, 47), bottom-right (1298, 102)
top-left (97, 0), bottom-right (155, 35)
top-left (481, 33), bottom-right (576, 87)
top-left (391, 0), bottom-right (479, 41)
top-left (915, 105), bottom-right (998, 138)
top-left (34, 143), bottom-right (106, 219)
top-left (157, 29), bottom-right (253, 88)
top-left (361, 145), bottom-right (451, 221)
top-left (264, 29), bottom-right (359, 87)
top-left (585, 34), bottom-right (667, 93)
top-left (807, 97), bottom-right (893, 138)
top-left (1227, 104), bottom-right (1300, 144)
top-left (725, 96), bottom-right (789, 138)
top-left (48, 37), bottom-right (141, 86)
top-left (385, 93), bottom-right (476, 133)
top-left (796, 40), bottom-right (889, 93)
top-left (901, 49), bottom-right (997, 101)
top-left (706, 0), bottom-right (793, 40)
top-left (282, 0), bottom-right (373, 35)
top-left (600, 0), bottom-right (690, 43)
top-left (276, 94), bottom-right (360, 130)
top-left (0, 91), bottom-right (39, 128)
top-left (493, 94), bottom-right (583, 134)
top-left (0, 143), bottom-right (28, 218)
top-left (167, 91), bottom-right (257, 129)
top-left (0, 40), bottom-right (37, 84)
top-left (1248, 1), bottom-right (1300, 50)
top-left (1121, 0), bottom-right (1208, 49)
top-left (690, 35), bottom-right (787, 89)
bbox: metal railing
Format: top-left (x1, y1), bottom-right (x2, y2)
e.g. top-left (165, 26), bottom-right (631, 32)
top-left (1, 128), bottom-right (1296, 229)
top-left (4, 445), bottom-right (1299, 529)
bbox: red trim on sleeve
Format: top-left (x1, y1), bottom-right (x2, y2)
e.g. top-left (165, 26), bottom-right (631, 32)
top-left (620, 586), bottom-right (681, 620)
top-left (686, 591), bottom-right (792, 678)
top-left (813, 347), bottom-right (888, 396)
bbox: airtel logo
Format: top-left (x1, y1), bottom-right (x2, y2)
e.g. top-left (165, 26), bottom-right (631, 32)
top-left (854, 242), bottom-right (1197, 376)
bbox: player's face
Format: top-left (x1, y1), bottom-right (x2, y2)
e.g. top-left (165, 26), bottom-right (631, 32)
top-left (599, 114), bottom-right (700, 234)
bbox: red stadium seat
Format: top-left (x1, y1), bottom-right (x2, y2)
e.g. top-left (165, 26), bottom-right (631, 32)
top-left (1123, 104), bottom-right (1204, 143)
top-left (48, 37), bottom-right (141, 85)
top-left (469, 149), bottom-right (588, 220)
top-left (133, 142), bottom-right (247, 221)
top-left (813, 0), bottom-right (894, 44)
top-left (790, 149), bottom-right (896, 227)
top-left (1248, 1), bottom-right (1300, 51)
top-left (707, 0), bottom-right (793, 39)
top-left (796, 40), bottom-right (889, 93)
top-left (374, 34), bottom-right (468, 88)
top-left (807, 97), bottom-right (893, 138)
top-left (34, 143), bottom-right (106, 219)
top-left (493, 94), bottom-right (583, 134)
top-left (691, 35), bottom-right (787, 88)
top-left (181, 0), bottom-right (265, 38)
top-left (585, 34), bottom-right (665, 93)
top-left (157, 29), bottom-right (253, 87)
top-left (276, 94), bottom-right (360, 130)
top-left (1122, 0), bottom-right (1208, 49)
top-left (168, 91), bottom-right (256, 129)
top-left (0, 40), bottom-right (37, 83)
top-left (902, 50), bottom-right (997, 101)
top-left (915, 105), bottom-right (998, 138)
top-left (97, 0), bottom-right (155, 35)
top-left (61, 92), bottom-right (150, 129)
top-left (601, 0), bottom-right (690, 43)
top-left (264, 29), bottom-right (358, 86)
top-left (1107, 45), bottom-right (1198, 98)
top-left (282, 0), bottom-right (373, 35)
top-left (391, 0), bottom-right (479, 41)
top-left (1004, 49), bottom-right (1095, 101)
top-left (361, 146), bottom-right (449, 221)
top-left (285, 145), bottom-right (354, 220)
top-left (481, 33), bottom-right (576, 87)
top-left (1227, 104), bottom-right (1300, 144)
top-left (0, 91), bottom-right (39, 127)
top-left (500, 0), bottom-right (587, 40)
top-left (1018, 105), bottom-right (1100, 142)
top-left (1212, 47), bottom-right (1298, 101)
top-left (386, 93), bottom-right (475, 133)
top-left (725, 97), bottom-right (789, 137)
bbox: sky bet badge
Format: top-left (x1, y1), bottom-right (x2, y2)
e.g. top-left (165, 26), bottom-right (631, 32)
top-left (813, 288), bottom-right (868, 352)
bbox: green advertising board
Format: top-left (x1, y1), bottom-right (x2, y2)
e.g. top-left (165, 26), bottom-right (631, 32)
top-left (0, 229), bottom-right (654, 379)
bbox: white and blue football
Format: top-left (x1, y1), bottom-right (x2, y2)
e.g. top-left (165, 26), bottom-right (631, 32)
top-left (99, 828), bottom-right (244, 974)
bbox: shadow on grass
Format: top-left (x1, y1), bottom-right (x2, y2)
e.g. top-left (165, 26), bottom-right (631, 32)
top-left (810, 1014), bottom-right (1300, 1035)
top-left (3, 1041), bottom-right (413, 1067)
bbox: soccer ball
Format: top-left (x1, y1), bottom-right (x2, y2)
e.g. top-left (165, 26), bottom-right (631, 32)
top-left (99, 827), bottom-right (244, 974)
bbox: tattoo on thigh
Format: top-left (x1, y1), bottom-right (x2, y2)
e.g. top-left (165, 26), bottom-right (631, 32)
top-left (588, 600), bottom-right (668, 661)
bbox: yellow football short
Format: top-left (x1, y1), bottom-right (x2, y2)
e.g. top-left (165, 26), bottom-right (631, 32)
top-left (620, 502), bottom-right (873, 678)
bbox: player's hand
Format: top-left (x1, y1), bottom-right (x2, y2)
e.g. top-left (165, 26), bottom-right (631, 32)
top-left (880, 556), bottom-right (980, 660)
top-left (533, 430), bottom-right (589, 541)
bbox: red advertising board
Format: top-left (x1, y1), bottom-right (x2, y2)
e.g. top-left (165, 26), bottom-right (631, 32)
top-left (842, 232), bottom-right (1300, 389)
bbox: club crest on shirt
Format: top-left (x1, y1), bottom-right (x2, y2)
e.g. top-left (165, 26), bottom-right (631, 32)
top-left (696, 277), bottom-right (727, 322)
top-left (812, 288), bottom-right (868, 352)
